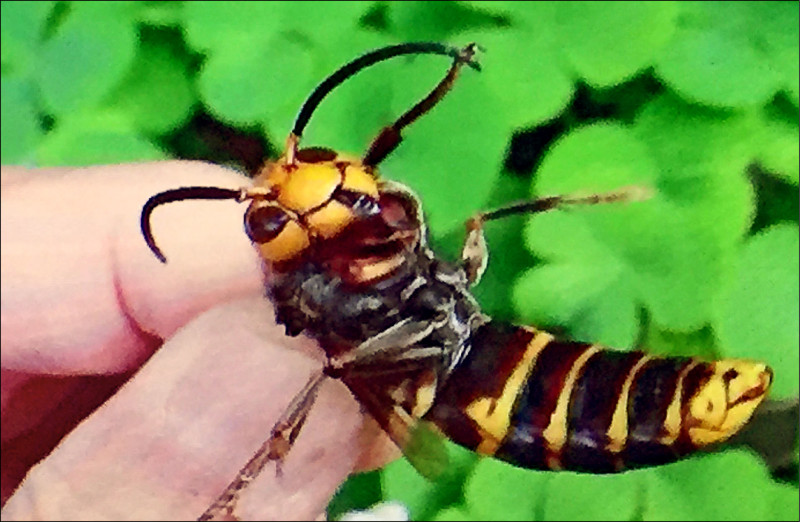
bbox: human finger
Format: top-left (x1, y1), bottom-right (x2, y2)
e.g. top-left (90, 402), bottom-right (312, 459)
top-left (1, 162), bottom-right (264, 375)
top-left (2, 297), bottom-right (394, 521)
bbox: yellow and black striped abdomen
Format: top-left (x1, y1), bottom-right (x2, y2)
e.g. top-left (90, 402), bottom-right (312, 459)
top-left (424, 322), bottom-right (772, 473)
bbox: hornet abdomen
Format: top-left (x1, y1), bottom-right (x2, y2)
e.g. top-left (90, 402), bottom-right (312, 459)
top-left (424, 323), bottom-right (772, 473)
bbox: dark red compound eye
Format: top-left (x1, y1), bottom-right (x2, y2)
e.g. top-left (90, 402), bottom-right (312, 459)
top-left (244, 205), bottom-right (290, 243)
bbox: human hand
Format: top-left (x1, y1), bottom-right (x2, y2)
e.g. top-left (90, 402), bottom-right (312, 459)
top-left (1, 162), bottom-right (395, 520)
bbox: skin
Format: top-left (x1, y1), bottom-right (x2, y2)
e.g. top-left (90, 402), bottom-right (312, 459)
top-left (1, 162), bottom-right (396, 520)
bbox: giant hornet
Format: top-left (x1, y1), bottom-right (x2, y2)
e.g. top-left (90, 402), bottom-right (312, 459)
top-left (140, 42), bottom-right (773, 520)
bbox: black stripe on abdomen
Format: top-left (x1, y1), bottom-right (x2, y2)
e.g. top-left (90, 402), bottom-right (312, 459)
top-left (424, 323), bottom-right (540, 451)
top-left (494, 339), bottom-right (593, 470)
top-left (621, 357), bottom-right (694, 467)
top-left (498, 345), bottom-right (702, 472)
top-left (561, 350), bottom-right (647, 472)
top-left (428, 322), bottom-right (723, 472)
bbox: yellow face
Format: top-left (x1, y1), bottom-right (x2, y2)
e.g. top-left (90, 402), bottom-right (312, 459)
top-left (244, 148), bottom-right (380, 262)
top-left (685, 359), bottom-right (772, 446)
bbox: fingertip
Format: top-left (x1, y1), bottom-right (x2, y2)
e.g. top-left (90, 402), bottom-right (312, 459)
top-left (117, 161), bottom-right (266, 341)
top-left (121, 169), bottom-right (264, 344)
top-left (1, 161), bottom-right (263, 374)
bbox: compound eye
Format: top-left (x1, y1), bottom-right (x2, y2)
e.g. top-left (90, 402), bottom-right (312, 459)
top-left (244, 204), bottom-right (290, 244)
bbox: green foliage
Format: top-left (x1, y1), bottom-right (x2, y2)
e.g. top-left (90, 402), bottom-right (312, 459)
top-left (654, 2), bottom-right (799, 108)
top-left (107, 31), bottom-right (196, 135)
top-left (464, 458), bottom-right (548, 521)
top-left (377, 441), bottom-right (478, 521)
top-left (717, 225), bottom-right (800, 398)
top-left (515, 123), bottom-right (659, 347)
top-left (3, 1), bottom-right (797, 521)
top-left (35, 3), bottom-right (138, 116)
top-left (642, 452), bottom-right (786, 521)
top-left (555, 1), bottom-right (679, 87)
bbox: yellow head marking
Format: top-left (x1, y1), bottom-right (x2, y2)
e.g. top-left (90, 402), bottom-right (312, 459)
top-left (342, 164), bottom-right (380, 196)
top-left (276, 162), bottom-right (341, 213)
top-left (140, 43), bottom-right (480, 267)
top-left (244, 154), bottom-right (380, 263)
top-left (687, 359), bottom-right (772, 446)
top-left (256, 220), bottom-right (310, 262)
top-left (306, 201), bottom-right (354, 238)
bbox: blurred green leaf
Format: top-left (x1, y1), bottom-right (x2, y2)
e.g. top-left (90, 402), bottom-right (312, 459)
top-left (513, 260), bottom-right (639, 348)
top-left (135, 1), bottom-right (184, 27)
top-left (104, 33), bottom-right (196, 135)
top-left (182, 2), bottom-right (281, 52)
top-left (37, 110), bottom-right (165, 166)
top-left (184, 2), bottom-right (370, 53)
top-left (1, 3), bottom-right (796, 520)
top-left (198, 34), bottom-right (313, 128)
top-left (533, 123), bottom-right (658, 194)
top-left (643, 451), bottom-right (774, 520)
top-left (1, 77), bottom-right (41, 164)
top-left (301, 30), bottom-right (396, 155)
top-left (632, 94), bottom-right (756, 245)
top-left (389, 1), bottom-right (500, 42)
top-left (769, 482), bottom-right (800, 521)
top-left (467, 4), bottom-right (576, 129)
top-left (654, 2), bottom-right (793, 108)
top-left (516, 124), bottom-right (664, 345)
top-left (641, 325), bottom-right (718, 360)
top-left (464, 458), bottom-right (547, 521)
top-left (542, 471), bottom-right (640, 521)
top-left (744, 1), bottom-right (800, 106)
top-left (655, 28), bottom-right (779, 108)
top-left (0, 1), bottom-right (53, 76)
top-left (465, 26), bottom-right (574, 129)
top-left (555, 1), bottom-right (679, 87)
top-left (327, 470), bottom-right (383, 521)
top-left (382, 459), bottom-right (437, 520)
top-left (382, 441), bottom-right (476, 521)
top-left (716, 224), bottom-right (800, 398)
top-left (432, 505), bottom-right (477, 521)
top-left (274, 2), bottom-right (372, 44)
top-left (35, 2), bottom-right (137, 115)
top-left (754, 112), bottom-right (800, 185)
top-left (633, 93), bottom-right (758, 174)
top-left (390, 1), bottom-right (462, 41)
top-left (382, 55), bottom-right (506, 237)
top-left (460, 1), bottom-right (515, 17)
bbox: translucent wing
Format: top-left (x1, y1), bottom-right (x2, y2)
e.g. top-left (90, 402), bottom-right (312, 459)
top-left (344, 373), bottom-right (449, 480)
